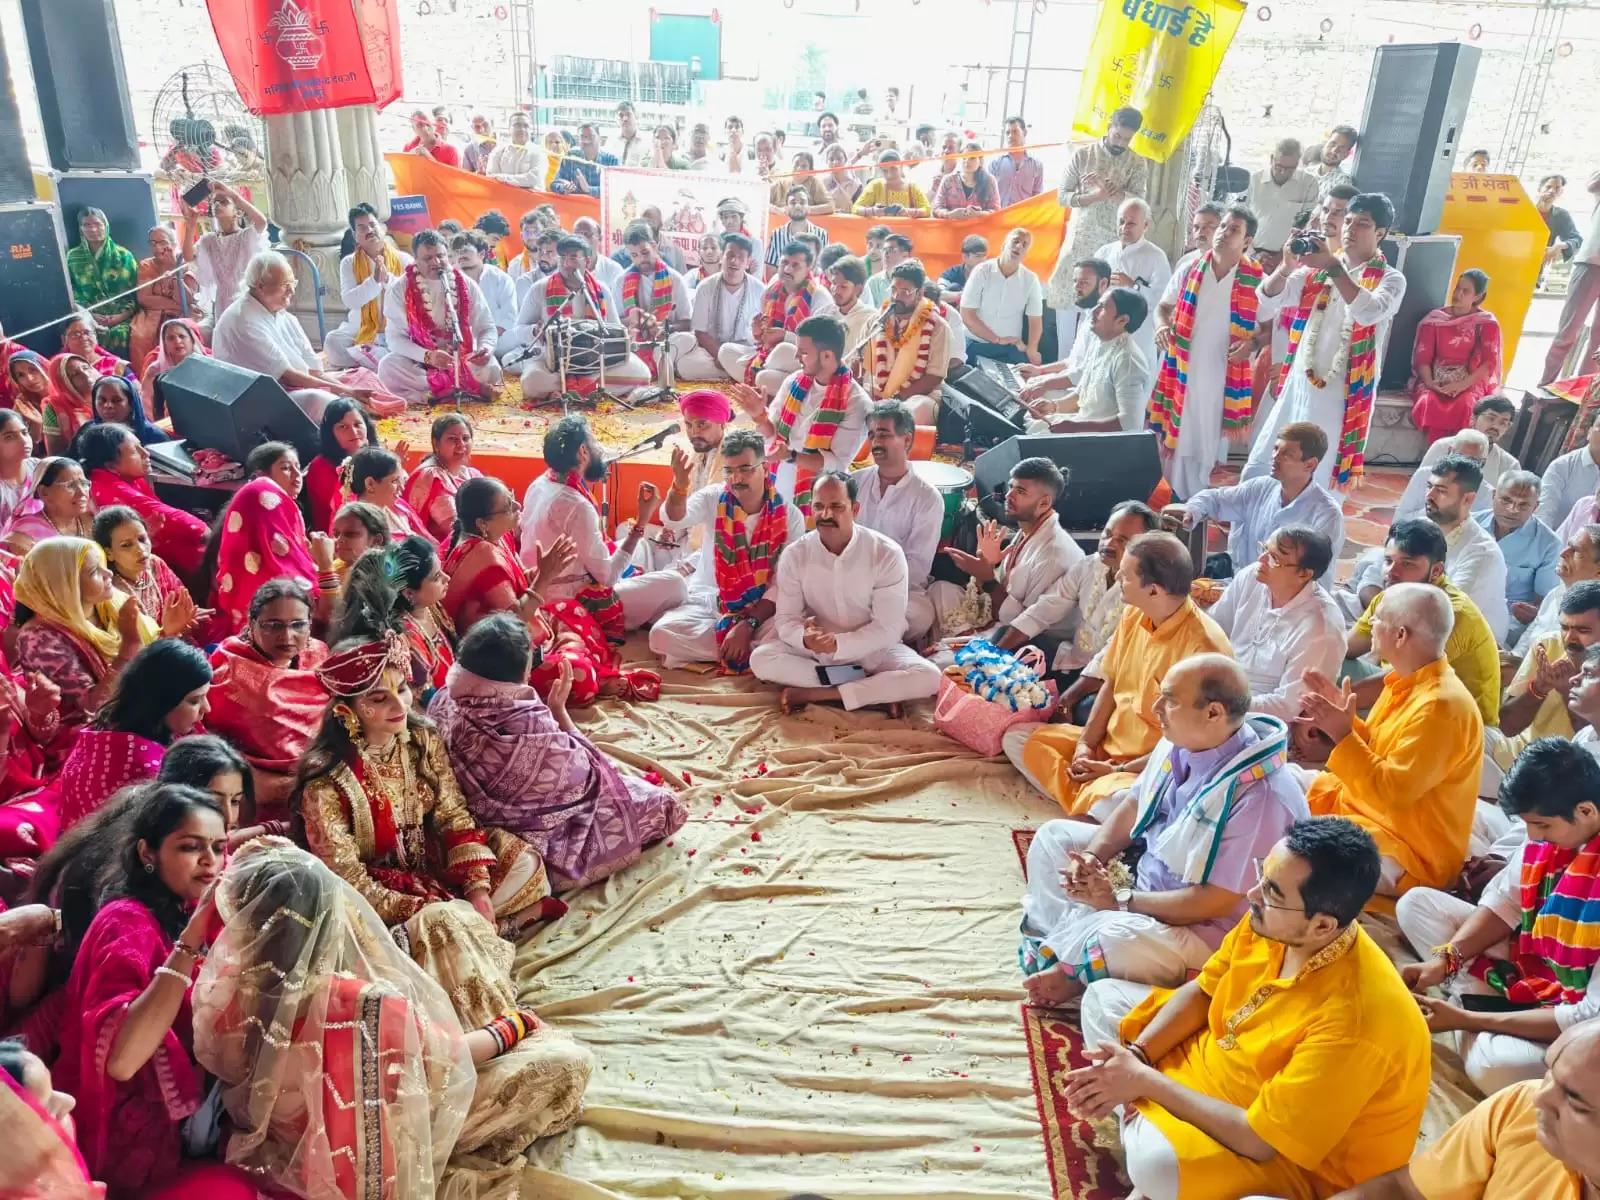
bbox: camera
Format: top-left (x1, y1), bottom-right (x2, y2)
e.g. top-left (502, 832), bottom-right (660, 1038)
top-left (1288, 230), bottom-right (1325, 256)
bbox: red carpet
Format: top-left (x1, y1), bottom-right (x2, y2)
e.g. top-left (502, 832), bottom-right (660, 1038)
top-left (1021, 1003), bottom-right (1132, 1199)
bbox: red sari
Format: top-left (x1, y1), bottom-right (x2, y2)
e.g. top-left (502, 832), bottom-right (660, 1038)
top-left (304, 455), bottom-right (346, 535)
top-left (403, 462), bottom-right (482, 543)
top-left (205, 635), bottom-right (330, 822)
top-left (211, 477), bottom-right (320, 636)
top-left (1409, 307), bottom-right (1503, 443)
top-left (90, 469), bottom-right (209, 579)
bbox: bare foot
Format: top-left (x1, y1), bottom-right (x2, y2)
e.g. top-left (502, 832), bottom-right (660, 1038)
top-left (779, 688), bottom-right (798, 715)
top-left (1023, 965), bottom-right (1083, 1009)
top-left (886, 701), bottom-right (904, 719)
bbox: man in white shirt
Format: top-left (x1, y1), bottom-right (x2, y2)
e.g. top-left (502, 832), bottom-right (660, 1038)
top-left (827, 255), bottom-right (878, 370)
top-left (865, 234), bottom-right (914, 310)
top-left (1423, 453), bottom-right (1511, 642)
top-left (517, 415), bottom-right (687, 631)
top-left (485, 113), bottom-right (546, 188)
top-left (507, 217), bottom-right (555, 290)
top-left (1047, 502), bottom-right (1157, 693)
top-left (1019, 258), bottom-right (1111, 406)
top-left (616, 221), bottom-right (692, 372)
top-left (1514, 524), bottom-right (1600, 656)
top-left (629, 389), bottom-right (730, 573)
top-left (324, 206), bottom-right (412, 368)
top-left (573, 217), bottom-right (626, 295)
top-left (449, 231), bottom-right (520, 359)
top-left (1094, 197), bottom-right (1170, 376)
top-left (751, 471), bottom-right (940, 713)
top-left (1244, 138), bottom-right (1322, 268)
top-left (1313, 124), bottom-right (1359, 197)
top-left (1167, 421), bottom-right (1345, 587)
top-left (1149, 204), bottom-right (1258, 499)
top-left (212, 250), bottom-right (368, 422)
top-left (611, 101), bottom-right (652, 168)
top-left (852, 402), bottom-right (945, 641)
top-left (962, 227), bottom-right (1044, 366)
top-left (668, 234), bottom-right (764, 382)
top-left (649, 429), bottom-right (807, 670)
top-left (718, 244), bottom-right (837, 398)
top-left (1537, 420), bottom-right (1600, 528)
top-left (1163, 203), bottom-right (1224, 289)
top-left (1242, 192), bottom-right (1408, 489)
top-left (1206, 525), bottom-right (1346, 720)
top-left (1393, 397), bottom-right (1520, 519)
top-left (730, 313), bottom-right (870, 514)
top-left (375, 230), bottom-right (502, 405)
top-left (1025, 288), bottom-right (1150, 434)
top-left (931, 456), bottom-right (1085, 655)
top-left (514, 234), bottom-right (650, 400)
top-left (1540, 169), bottom-right (1600, 384)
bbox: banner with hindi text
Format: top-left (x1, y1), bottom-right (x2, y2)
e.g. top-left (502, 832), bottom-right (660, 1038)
top-left (600, 167), bottom-right (771, 273)
top-left (1071, 0), bottom-right (1246, 163)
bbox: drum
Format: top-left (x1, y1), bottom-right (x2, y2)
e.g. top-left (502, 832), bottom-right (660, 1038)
top-left (912, 459), bottom-right (974, 539)
top-left (544, 318), bottom-right (630, 376)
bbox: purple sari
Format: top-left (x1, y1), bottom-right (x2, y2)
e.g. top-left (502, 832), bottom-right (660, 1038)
top-left (427, 664), bottom-right (685, 890)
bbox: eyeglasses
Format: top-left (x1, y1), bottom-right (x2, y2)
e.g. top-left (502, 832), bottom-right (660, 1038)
top-left (1252, 857), bottom-right (1305, 912)
top-left (256, 619), bottom-right (311, 635)
top-left (1258, 541), bottom-right (1302, 571)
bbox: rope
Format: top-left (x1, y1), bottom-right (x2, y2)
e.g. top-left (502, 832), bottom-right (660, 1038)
top-left (5, 261), bottom-right (194, 344)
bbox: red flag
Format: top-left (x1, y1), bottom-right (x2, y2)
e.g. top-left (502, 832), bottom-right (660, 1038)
top-left (206, 0), bottom-right (403, 116)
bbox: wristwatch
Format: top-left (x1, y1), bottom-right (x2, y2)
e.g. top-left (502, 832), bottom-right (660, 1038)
top-left (1115, 887), bottom-right (1133, 912)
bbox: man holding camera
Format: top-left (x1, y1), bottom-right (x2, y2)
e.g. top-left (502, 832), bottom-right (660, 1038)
top-left (1241, 192), bottom-right (1407, 491)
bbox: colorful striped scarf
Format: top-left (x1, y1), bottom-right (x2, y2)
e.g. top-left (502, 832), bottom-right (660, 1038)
top-left (1148, 252), bottom-right (1262, 449)
top-left (743, 279), bottom-right (815, 384)
top-left (549, 469), bottom-right (627, 643)
top-left (543, 270), bottom-right (607, 322)
top-left (1279, 258), bottom-right (1388, 488)
top-left (1472, 833), bottom-right (1600, 1007)
top-left (400, 265), bottom-right (476, 398)
top-left (620, 263), bottom-right (675, 322)
top-left (712, 477), bottom-right (784, 672)
top-left (775, 366), bottom-right (855, 519)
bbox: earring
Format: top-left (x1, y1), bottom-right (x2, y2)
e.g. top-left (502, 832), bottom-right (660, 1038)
top-left (333, 701), bottom-right (361, 742)
top-left (143, 861), bottom-right (155, 874)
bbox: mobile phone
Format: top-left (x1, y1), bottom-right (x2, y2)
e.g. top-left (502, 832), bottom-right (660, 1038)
top-left (817, 664), bottom-right (867, 686)
top-left (182, 178), bottom-right (213, 209)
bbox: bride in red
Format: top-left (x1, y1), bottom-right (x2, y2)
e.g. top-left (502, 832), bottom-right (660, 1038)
top-left (441, 477), bottom-right (659, 704)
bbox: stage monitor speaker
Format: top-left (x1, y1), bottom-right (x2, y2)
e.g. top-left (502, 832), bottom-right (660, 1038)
top-left (160, 358), bottom-right (320, 467)
top-left (18, 0), bottom-right (139, 171)
top-left (1353, 42), bottom-right (1479, 235)
top-left (1378, 233), bottom-right (1460, 390)
top-left (0, 202), bottom-right (74, 357)
top-left (49, 172), bottom-right (158, 261)
top-left (973, 431), bottom-right (1161, 531)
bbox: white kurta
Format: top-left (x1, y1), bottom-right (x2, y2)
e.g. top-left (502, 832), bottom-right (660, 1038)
top-left (375, 272), bottom-right (503, 403)
top-left (852, 464), bottom-right (946, 639)
top-left (326, 247), bottom-right (415, 366)
top-left (765, 371), bottom-right (871, 502)
top-left (1093, 237), bottom-right (1170, 379)
top-left (669, 272), bottom-right (768, 381)
top-left (211, 292), bottom-right (337, 421)
top-left (1442, 515), bottom-right (1511, 643)
top-left (1205, 566), bottom-right (1347, 720)
top-left (1155, 256), bottom-right (1239, 499)
top-left (1050, 555), bottom-right (1127, 673)
top-left (196, 225), bottom-right (268, 316)
top-left (751, 525), bottom-right (940, 708)
top-left (1241, 260), bottom-right (1408, 489)
top-left (512, 272), bottom-right (651, 397)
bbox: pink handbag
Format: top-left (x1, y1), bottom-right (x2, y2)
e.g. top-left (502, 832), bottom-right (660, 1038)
top-left (933, 646), bottom-right (1057, 758)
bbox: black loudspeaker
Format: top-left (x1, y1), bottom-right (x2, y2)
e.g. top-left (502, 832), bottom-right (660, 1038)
top-left (159, 357), bottom-right (320, 466)
top-left (0, 202), bottom-right (74, 357)
top-left (973, 431), bottom-right (1161, 531)
top-left (1378, 233), bottom-right (1460, 390)
top-left (0, 25), bottom-right (34, 204)
top-left (17, 0), bottom-right (139, 171)
top-left (1354, 42), bottom-right (1479, 236)
top-left (52, 172), bottom-right (158, 262)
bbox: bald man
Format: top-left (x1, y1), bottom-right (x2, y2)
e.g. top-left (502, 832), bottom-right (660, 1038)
top-left (1301, 582), bottom-right (1483, 897)
top-left (1330, 1021), bottom-right (1600, 1197)
top-left (1021, 655), bottom-right (1309, 1008)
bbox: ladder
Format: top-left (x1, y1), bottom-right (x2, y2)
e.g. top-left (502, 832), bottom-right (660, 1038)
top-left (1496, 0), bottom-right (1567, 176)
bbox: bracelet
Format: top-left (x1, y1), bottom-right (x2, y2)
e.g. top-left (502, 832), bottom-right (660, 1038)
top-left (155, 965), bottom-right (193, 985)
top-left (1431, 942), bottom-right (1463, 979)
top-left (173, 938), bottom-right (204, 960)
top-left (671, 482), bottom-right (692, 498)
top-left (1125, 1040), bottom-right (1153, 1067)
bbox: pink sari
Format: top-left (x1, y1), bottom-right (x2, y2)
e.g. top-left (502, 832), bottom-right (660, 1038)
top-left (211, 477), bottom-right (319, 636)
top-left (205, 636), bottom-right (329, 822)
top-left (403, 462), bottom-right (482, 543)
top-left (1409, 307), bottom-right (1503, 441)
top-left (56, 728), bottom-right (166, 832)
top-left (0, 1070), bottom-right (99, 1199)
top-left (89, 469), bottom-right (209, 579)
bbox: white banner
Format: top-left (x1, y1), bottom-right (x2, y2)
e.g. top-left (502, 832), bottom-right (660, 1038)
top-left (600, 167), bottom-right (771, 273)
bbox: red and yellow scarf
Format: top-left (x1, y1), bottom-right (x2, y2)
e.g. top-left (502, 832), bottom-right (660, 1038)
top-left (543, 270), bottom-right (607, 322)
top-left (867, 298), bottom-right (937, 399)
top-left (1279, 257), bottom-right (1388, 488)
top-left (1472, 832), bottom-right (1600, 1008)
top-left (743, 279), bottom-right (816, 384)
top-left (1148, 252), bottom-right (1262, 448)
top-left (775, 366), bottom-right (855, 520)
top-left (352, 242), bottom-right (406, 345)
top-left (401, 265), bottom-right (476, 398)
top-left (712, 476), bottom-right (784, 673)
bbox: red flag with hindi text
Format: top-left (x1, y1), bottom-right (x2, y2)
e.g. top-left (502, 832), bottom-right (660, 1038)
top-left (206, 0), bottom-right (403, 116)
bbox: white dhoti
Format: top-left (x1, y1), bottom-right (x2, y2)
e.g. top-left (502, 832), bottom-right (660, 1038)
top-left (289, 388), bottom-right (338, 422)
top-left (747, 640), bottom-right (940, 709)
top-left (1021, 819), bottom-right (1214, 987)
top-left (668, 332), bottom-right (730, 381)
top-left (323, 330), bottom-right (386, 369)
top-left (1080, 978), bottom-right (1179, 1200)
top-left (905, 587), bottom-right (935, 641)
top-left (520, 354), bottom-right (651, 399)
top-left (615, 571), bottom-right (691, 631)
top-left (495, 326), bottom-right (528, 361)
top-left (719, 341), bottom-right (799, 397)
top-left (1164, 383), bottom-right (1227, 500)
top-left (1241, 369), bottom-right (1349, 490)
top-left (648, 592), bottom-right (778, 669)
top-left (1395, 887), bottom-right (1550, 1096)
top-left (377, 354), bottom-right (504, 405)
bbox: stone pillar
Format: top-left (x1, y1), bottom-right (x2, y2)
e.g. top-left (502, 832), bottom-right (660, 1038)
top-left (335, 105), bottom-right (389, 221)
top-left (265, 109), bottom-right (352, 344)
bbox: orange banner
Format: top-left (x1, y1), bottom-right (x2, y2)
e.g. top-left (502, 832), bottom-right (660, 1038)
top-left (385, 154), bottom-right (1067, 280)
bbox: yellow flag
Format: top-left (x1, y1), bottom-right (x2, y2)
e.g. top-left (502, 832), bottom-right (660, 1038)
top-left (1071, 0), bottom-right (1247, 163)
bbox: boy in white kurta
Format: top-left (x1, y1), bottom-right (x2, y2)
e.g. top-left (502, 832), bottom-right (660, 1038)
top-left (852, 402), bottom-right (945, 640)
top-left (751, 473), bottom-right (941, 711)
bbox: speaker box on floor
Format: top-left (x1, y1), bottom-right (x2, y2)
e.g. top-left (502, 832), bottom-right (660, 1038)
top-left (973, 431), bottom-right (1161, 531)
top-left (0, 202), bottom-right (74, 357)
top-left (1354, 42), bottom-right (1480, 235)
top-left (160, 357), bottom-right (319, 466)
top-left (1378, 233), bottom-right (1460, 390)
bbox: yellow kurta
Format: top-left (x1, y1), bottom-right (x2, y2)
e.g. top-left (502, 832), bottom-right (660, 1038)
top-left (1351, 576), bottom-right (1500, 724)
top-left (1487, 630), bottom-right (1575, 771)
top-left (1407, 1081), bottom-right (1585, 1199)
top-left (1306, 657), bottom-right (1482, 893)
top-left (1120, 917), bottom-right (1431, 1200)
top-left (1021, 599), bottom-right (1231, 815)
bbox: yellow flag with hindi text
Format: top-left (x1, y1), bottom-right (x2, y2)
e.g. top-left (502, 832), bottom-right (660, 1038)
top-left (1071, 0), bottom-right (1247, 163)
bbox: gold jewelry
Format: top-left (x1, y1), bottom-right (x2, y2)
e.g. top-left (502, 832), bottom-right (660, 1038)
top-left (333, 701), bottom-right (361, 741)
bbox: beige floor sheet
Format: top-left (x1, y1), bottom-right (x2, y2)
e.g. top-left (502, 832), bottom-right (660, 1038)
top-left (512, 641), bottom-right (1484, 1199)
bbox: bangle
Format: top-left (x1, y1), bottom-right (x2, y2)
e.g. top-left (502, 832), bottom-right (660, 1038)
top-left (671, 482), bottom-right (692, 498)
top-left (173, 938), bottom-right (204, 959)
top-left (155, 964), bottom-right (193, 985)
top-left (1125, 1040), bottom-right (1152, 1067)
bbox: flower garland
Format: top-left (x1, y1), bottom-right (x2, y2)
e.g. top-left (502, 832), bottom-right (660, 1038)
top-left (401, 265), bottom-right (475, 398)
top-left (867, 299), bottom-right (936, 399)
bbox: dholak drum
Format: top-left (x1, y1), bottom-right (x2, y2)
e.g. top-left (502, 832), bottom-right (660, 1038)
top-left (545, 318), bottom-right (630, 376)
top-left (912, 459), bottom-right (974, 539)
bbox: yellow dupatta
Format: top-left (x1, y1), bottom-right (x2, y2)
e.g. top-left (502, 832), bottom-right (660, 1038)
top-left (14, 536), bottom-right (156, 663)
top-left (352, 242), bottom-right (406, 345)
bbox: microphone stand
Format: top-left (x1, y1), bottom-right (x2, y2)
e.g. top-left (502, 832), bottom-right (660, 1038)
top-left (599, 423), bottom-right (677, 539)
top-left (433, 264), bottom-right (482, 410)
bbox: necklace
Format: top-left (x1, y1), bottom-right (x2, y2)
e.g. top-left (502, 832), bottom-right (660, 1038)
top-left (357, 728), bottom-right (416, 862)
